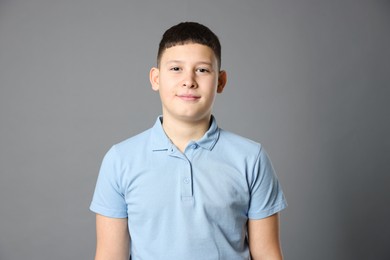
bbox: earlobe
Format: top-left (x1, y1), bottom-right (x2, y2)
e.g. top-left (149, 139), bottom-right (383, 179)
top-left (217, 70), bottom-right (227, 93)
top-left (150, 67), bottom-right (160, 91)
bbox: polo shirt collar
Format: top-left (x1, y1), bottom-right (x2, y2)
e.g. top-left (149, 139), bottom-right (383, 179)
top-left (151, 115), bottom-right (220, 151)
top-left (196, 115), bottom-right (219, 150)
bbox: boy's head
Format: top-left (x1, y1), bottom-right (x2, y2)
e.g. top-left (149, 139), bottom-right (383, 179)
top-left (150, 21), bottom-right (227, 125)
top-left (157, 22), bottom-right (222, 70)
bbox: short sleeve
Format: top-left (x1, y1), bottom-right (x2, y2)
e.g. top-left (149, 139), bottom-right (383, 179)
top-left (90, 146), bottom-right (128, 218)
top-left (247, 146), bottom-right (287, 219)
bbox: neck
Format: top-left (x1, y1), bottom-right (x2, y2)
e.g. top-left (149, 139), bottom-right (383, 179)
top-left (162, 115), bottom-right (211, 152)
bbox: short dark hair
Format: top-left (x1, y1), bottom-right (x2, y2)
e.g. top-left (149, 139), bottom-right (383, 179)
top-left (157, 22), bottom-right (222, 70)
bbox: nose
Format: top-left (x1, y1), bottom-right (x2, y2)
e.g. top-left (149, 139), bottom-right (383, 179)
top-left (182, 71), bottom-right (197, 88)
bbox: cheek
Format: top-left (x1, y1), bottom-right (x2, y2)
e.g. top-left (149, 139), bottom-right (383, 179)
top-left (204, 89), bottom-right (217, 103)
top-left (160, 76), bottom-right (177, 90)
top-left (158, 85), bottom-right (176, 100)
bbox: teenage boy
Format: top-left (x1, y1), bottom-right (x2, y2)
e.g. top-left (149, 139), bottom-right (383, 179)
top-left (90, 21), bottom-right (287, 260)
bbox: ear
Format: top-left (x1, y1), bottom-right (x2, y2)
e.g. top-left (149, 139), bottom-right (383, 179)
top-left (150, 67), bottom-right (160, 91)
top-left (217, 70), bottom-right (227, 93)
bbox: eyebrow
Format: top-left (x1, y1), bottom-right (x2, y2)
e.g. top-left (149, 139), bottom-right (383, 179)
top-left (165, 60), bottom-right (214, 66)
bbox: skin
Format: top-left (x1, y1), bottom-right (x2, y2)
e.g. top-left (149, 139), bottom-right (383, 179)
top-left (94, 42), bottom-right (283, 259)
top-left (95, 214), bottom-right (129, 260)
top-left (149, 43), bottom-right (226, 152)
top-left (248, 214), bottom-right (284, 260)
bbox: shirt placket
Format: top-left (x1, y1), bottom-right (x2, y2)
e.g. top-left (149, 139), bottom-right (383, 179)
top-left (168, 144), bottom-right (194, 203)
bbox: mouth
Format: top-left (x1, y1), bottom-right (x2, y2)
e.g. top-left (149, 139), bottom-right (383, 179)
top-left (177, 94), bottom-right (201, 101)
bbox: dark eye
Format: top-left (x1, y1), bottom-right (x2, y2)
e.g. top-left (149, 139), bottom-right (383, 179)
top-left (170, 67), bottom-right (180, 71)
top-left (197, 68), bottom-right (209, 73)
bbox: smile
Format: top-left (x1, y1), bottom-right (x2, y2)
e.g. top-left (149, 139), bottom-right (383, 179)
top-left (177, 94), bottom-right (201, 101)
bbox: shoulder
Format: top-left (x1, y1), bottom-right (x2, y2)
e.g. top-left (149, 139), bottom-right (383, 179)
top-left (217, 128), bottom-right (263, 156)
top-left (98, 128), bottom-right (154, 171)
top-left (98, 127), bottom-right (154, 181)
top-left (110, 128), bottom-right (153, 157)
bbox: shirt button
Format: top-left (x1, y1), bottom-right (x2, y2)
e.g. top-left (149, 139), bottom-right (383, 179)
top-left (191, 144), bottom-right (198, 149)
top-left (183, 178), bottom-right (190, 184)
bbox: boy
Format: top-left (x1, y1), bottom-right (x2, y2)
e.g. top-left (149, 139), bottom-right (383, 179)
top-left (90, 22), bottom-right (287, 260)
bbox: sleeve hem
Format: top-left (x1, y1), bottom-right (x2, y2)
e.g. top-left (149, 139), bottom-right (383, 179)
top-left (90, 203), bottom-right (128, 219)
top-left (248, 200), bottom-right (288, 220)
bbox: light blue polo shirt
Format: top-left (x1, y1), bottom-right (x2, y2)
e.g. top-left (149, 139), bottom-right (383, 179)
top-left (90, 116), bottom-right (287, 260)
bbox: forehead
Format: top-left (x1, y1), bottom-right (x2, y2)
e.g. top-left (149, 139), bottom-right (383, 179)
top-left (160, 43), bottom-right (217, 65)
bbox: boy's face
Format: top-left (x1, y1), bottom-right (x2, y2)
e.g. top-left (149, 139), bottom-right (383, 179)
top-left (150, 43), bottom-right (226, 124)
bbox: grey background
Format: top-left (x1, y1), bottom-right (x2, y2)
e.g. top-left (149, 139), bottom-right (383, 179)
top-left (0, 0), bottom-right (389, 259)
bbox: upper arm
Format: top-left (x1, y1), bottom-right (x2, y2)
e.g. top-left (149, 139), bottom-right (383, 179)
top-left (95, 214), bottom-right (130, 260)
top-left (247, 213), bottom-right (283, 260)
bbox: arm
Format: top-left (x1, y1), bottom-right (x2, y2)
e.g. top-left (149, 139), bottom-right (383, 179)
top-left (95, 214), bottom-right (130, 260)
top-left (247, 213), bottom-right (283, 260)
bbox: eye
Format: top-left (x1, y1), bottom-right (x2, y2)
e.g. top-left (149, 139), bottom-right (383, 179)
top-left (196, 68), bottom-right (210, 73)
top-left (170, 67), bottom-right (181, 71)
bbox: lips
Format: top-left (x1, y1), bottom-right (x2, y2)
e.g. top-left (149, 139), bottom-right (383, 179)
top-left (177, 94), bottom-right (200, 101)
